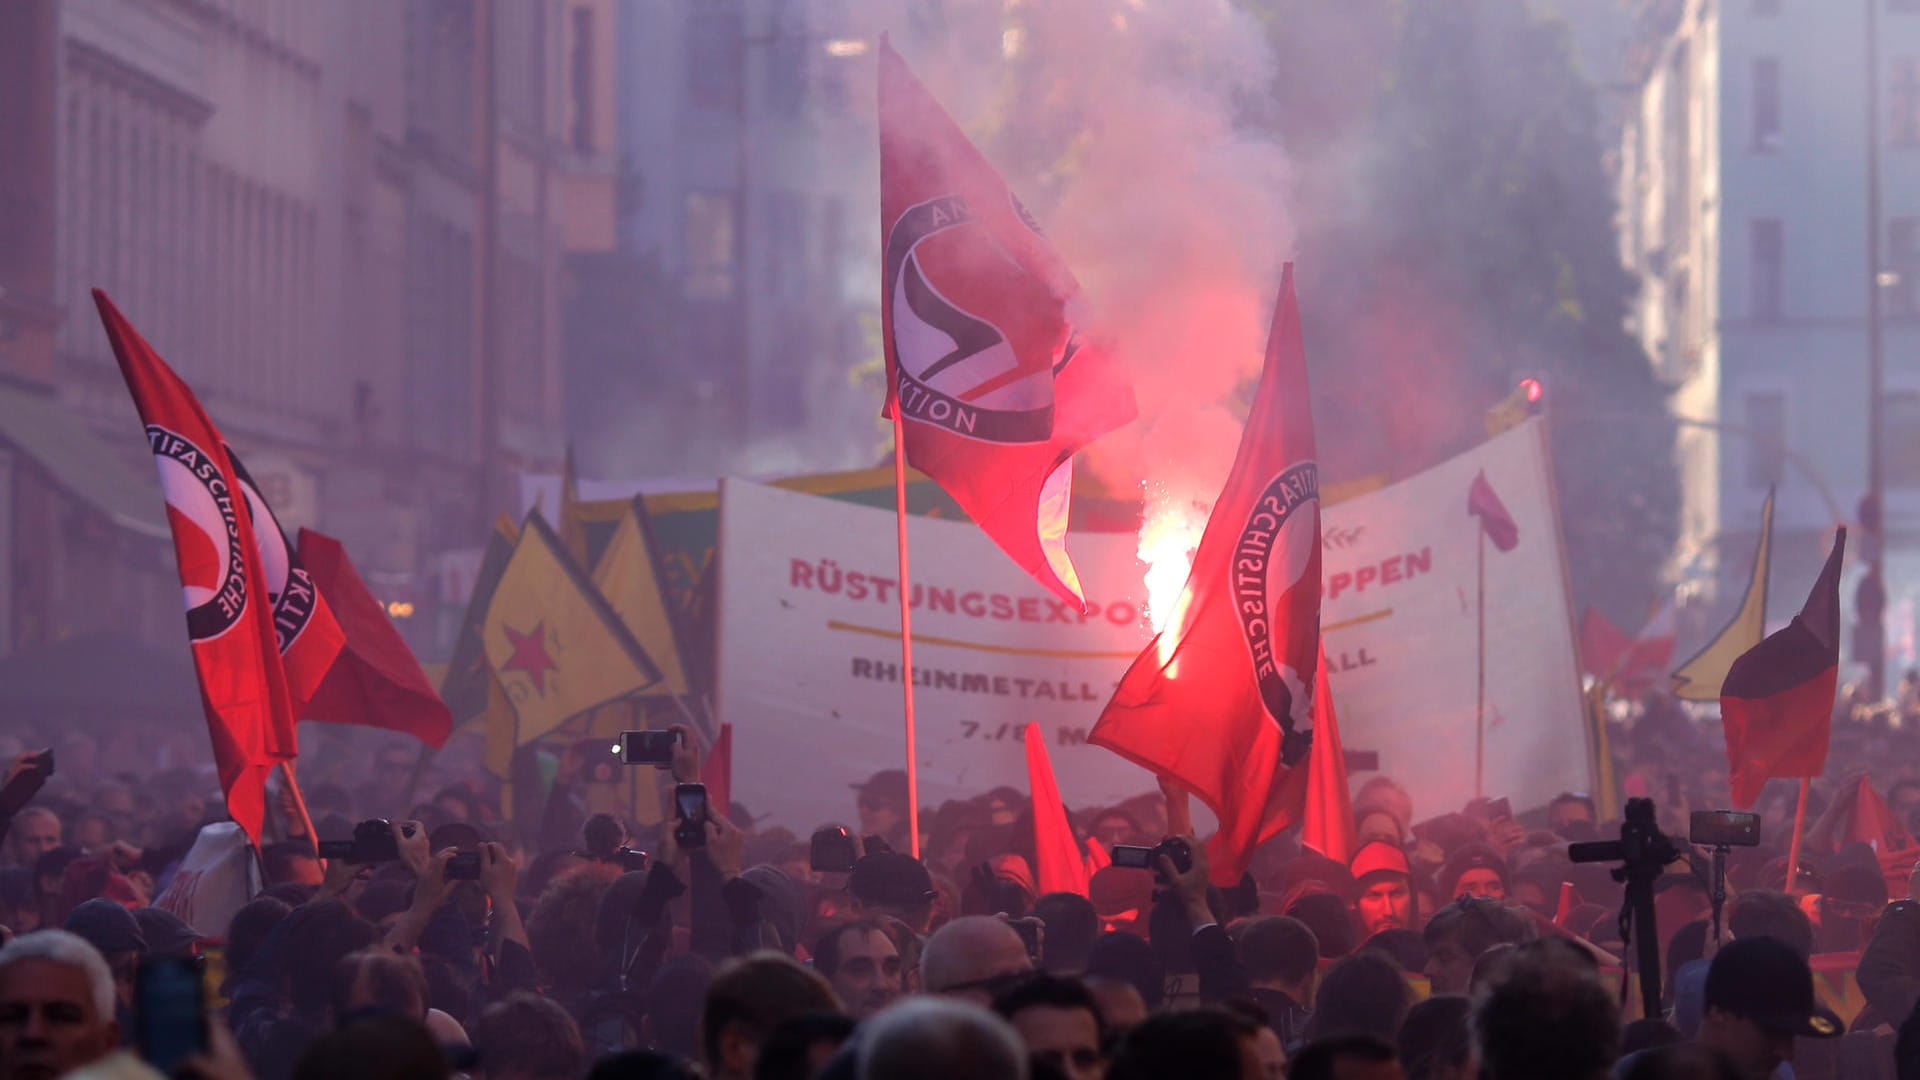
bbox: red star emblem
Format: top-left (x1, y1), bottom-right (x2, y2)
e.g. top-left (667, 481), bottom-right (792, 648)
top-left (501, 622), bottom-right (556, 695)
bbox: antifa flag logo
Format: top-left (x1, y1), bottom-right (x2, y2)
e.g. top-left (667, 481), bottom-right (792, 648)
top-left (884, 193), bottom-right (1062, 444)
top-left (147, 425), bottom-right (250, 642)
top-left (225, 449), bottom-right (321, 652)
top-left (1232, 462), bottom-right (1321, 765)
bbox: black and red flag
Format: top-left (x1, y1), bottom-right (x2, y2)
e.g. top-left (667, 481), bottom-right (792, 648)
top-left (1091, 266), bottom-right (1320, 885)
top-left (878, 38), bottom-right (1135, 607)
top-left (229, 455), bottom-right (343, 717)
top-left (1720, 529), bottom-right (1846, 808)
top-left (93, 291), bottom-right (297, 844)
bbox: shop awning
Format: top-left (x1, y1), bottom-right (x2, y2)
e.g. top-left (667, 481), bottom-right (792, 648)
top-left (0, 381), bottom-right (168, 539)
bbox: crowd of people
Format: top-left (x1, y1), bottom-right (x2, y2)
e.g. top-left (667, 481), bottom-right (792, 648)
top-left (9, 688), bottom-right (1920, 1080)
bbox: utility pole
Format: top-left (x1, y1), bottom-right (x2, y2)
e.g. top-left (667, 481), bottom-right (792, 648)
top-left (476, 0), bottom-right (503, 530)
top-left (1862, 0), bottom-right (1888, 700)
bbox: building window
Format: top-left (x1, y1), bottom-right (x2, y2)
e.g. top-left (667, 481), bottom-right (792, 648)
top-left (1752, 219), bottom-right (1784, 321)
top-left (1893, 218), bottom-right (1920, 317)
top-left (570, 7), bottom-right (594, 153)
top-left (765, 14), bottom-right (809, 116)
top-left (1893, 57), bottom-right (1920, 146)
top-left (1744, 391), bottom-right (1787, 489)
top-left (684, 190), bottom-right (738, 299)
top-left (687, 10), bottom-right (743, 110)
top-left (1752, 57), bottom-right (1782, 150)
top-left (1889, 391), bottom-right (1920, 488)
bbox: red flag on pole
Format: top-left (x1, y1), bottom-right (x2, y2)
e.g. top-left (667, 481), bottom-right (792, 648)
top-left (1467, 470), bottom-right (1520, 552)
top-left (296, 528), bottom-right (452, 747)
top-left (1025, 722), bottom-right (1091, 897)
top-left (701, 722), bottom-right (733, 816)
top-left (1091, 265), bottom-right (1321, 886)
top-left (230, 455), bottom-right (343, 716)
top-left (1720, 530), bottom-right (1845, 808)
top-left (1839, 776), bottom-right (1917, 853)
top-left (877, 38), bottom-right (1135, 608)
top-left (93, 290), bottom-right (296, 844)
top-left (1301, 650), bottom-right (1355, 865)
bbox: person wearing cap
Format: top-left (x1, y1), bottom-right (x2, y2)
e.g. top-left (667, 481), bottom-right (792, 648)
top-left (61, 898), bottom-right (143, 1015)
top-left (852, 770), bottom-right (912, 853)
top-left (1349, 841), bottom-right (1416, 938)
top-left (1436, 843), bottom-right (1508, 903)
top-left (847, 852), bottom-right (936, 934)
top-left (1694, 937), bottom-right (1840, 1080)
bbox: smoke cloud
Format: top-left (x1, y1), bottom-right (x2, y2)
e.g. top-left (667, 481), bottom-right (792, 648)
top-left (882, 0), bottom-right (1295, 514)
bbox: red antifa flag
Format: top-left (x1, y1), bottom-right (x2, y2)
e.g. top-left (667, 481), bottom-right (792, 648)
top-left (1091, 266), bottom-right (1320, 886)
top-left (297, 529), bottom-right (452, 747)
top-left (1838, 776), bottom-right (1916, 854)
top-left (1721, 529), bottom-right (1846, 808)
top-left (701, 722), bottom-right (733, 816)
top-left (1467, 470), bottom-right (1519, 552)
top-left (1301, 649), bottom-right (1356, 865)
top-left (93, 291), bottom-right (296, 844)
top-left (230, 456), bottom-right (343, 716)
top-left (1025, 721), bottom-right (1091, 896)
top-left (878, 38), bottom-right (1135, 607)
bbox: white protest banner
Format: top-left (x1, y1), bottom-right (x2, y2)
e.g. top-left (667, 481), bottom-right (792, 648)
top-left (716, 479), bottom-right (1157, 832)
top-left (1319, 419), bottom-right (1592, 821)
top-left (152, 822), bottom-right (261, 940)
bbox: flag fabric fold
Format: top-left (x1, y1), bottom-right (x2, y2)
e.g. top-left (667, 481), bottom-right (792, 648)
top-left (1838, 776), bottom-right (1916, 854)
top-left (1467, 470), bottom-right (1520, 552)
top-left (592, 505), bottom-right (694, 701)
top-left (225, 452), bottom-right (344, 716)
top-left (483, 513), bottom-right (660, 744)
top-left (296, 528), bottom-right (453, 747)
top-left (93, 290), bottom-right (297, 844)
top-left (1720, 529), bottom-right (1846, 808)
top-left (444, 515), bottom-right (520, 731)
top-left (1025, 722), bottom-right (1091, 897)
top-left (877, 38), bottom-right (1135, 608)
top-left (1090, 265), bottom-right (1320, 886)
top-left (701, 722), bottom-right (734, 818)
top-left (1673, 490), bottom-right (1774, 701)
top-left (1300, 649), bottom-right (1355, 865)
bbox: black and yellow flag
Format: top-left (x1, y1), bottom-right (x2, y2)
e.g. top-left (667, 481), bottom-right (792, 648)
top-left (592, 506), bottom-right (693, 701)
top-left (443, 514), bottom-right (521, 729)
top-left (483, 513), bottom-right (659, 743)
top-left (1671, 489), bottom-right (1774, 701)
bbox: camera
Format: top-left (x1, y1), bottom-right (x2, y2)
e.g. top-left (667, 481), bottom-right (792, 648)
top-left (674, 783), bottom-right (709, 850)
top-left (1110, 836), bottom-right (1193, 876)
top-left (316, 819), bottom-right (414, 864)
top-left (1689, 810), bottom-right (1761, 848)
top-left (612, 848), bottom-right (649, 873)
top-left (446, 850), bottom-right (482, 881)
top-left (1569, 797), bottom-right (1680, 872)
top-left (620, 730), bottom-right (680, 767)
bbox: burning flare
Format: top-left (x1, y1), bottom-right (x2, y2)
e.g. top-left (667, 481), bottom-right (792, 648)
top-left (1138, 483), bottom-right (1209, 662)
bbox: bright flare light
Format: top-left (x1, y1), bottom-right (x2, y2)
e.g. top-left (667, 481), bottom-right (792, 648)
top-left (1137, 485), bottom-right (1209, 663)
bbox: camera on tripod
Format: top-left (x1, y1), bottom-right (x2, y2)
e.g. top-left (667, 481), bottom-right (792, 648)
top-left (1569, 797), bottom-right (1681, 878)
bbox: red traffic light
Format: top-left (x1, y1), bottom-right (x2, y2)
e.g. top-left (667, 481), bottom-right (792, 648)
top-left (1520, 377), bottom-right (1544, 404)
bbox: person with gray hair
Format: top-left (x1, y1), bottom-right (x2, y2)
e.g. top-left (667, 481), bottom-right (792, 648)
top-left (858, 997), bottom-right (1029, 1080)
top-left (0, 929), bottom-right (120, 1080)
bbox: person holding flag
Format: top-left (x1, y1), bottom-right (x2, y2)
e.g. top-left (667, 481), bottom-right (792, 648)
top-left (1091, 264), bottom-right (1330, 886)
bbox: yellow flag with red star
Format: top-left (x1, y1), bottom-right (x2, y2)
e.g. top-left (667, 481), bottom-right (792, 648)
top-left (482, 512), bottom-right (660, 744)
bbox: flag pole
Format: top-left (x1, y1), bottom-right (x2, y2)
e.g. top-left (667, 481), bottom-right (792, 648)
top-left (279, 760), bottom-right (320, 852)
top-left (1786, 778), bottom-right (1812, 895)
top-left (1475, 526), bottom-right (1488, 800)
top-left (891, 410), bottom-right (922, 858)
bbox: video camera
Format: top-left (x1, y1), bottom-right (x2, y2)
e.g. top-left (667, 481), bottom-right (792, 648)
top-left (1109, 836), bottom-right (1194, 877)
top-left (317, 819), bottom-right (413, 864)
top-left (1568, 797), bottom-right (1683, 1021)
top-left (1568, 797), bottom-right (1681, 875)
